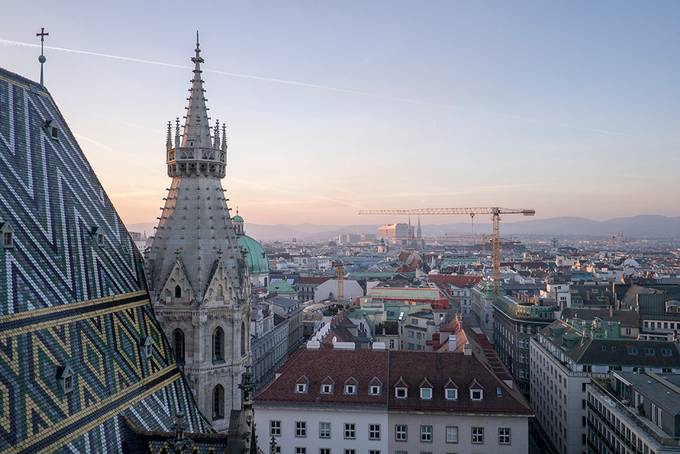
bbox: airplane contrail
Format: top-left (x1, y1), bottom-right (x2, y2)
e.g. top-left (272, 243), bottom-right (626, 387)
top-left (0, 38), bottom-right (634, 137)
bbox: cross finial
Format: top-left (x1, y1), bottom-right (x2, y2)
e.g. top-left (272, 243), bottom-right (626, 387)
top-left (36, 27), bottom-right (49, 86)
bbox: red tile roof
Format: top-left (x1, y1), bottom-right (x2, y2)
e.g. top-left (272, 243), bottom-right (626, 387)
top-left (296, 276), bottom-right (330, 285)
top-left (388, 351), bottom-right (532, 415)
top-left (428, 274), bottom-right (483, 288)
top-left (256, 349), bottom-right (389, 406)
top-left (256, 348), bottom-right (532, 416)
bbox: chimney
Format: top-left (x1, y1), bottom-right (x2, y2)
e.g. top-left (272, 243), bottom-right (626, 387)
top-left (463, 342), bottom-right (472, 356)
top-left (448, 334), bottom-right (457, 351)
top-left (306, 340), bottom-right (320, 350)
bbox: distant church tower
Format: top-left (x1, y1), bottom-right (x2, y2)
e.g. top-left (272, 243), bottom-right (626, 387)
top-left (146, 35), bottom-right (251, 432)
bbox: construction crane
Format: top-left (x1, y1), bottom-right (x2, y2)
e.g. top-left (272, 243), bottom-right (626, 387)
top-left (358, 207), bottom-right (535, 298)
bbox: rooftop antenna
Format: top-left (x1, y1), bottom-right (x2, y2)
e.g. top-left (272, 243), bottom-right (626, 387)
top-left (36, 27), bottom-right (49, 86)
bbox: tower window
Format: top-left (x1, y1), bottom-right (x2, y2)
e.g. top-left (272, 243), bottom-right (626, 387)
top-left (42, 119), bottom-right (59, 141)
top-left (57, 365), bottom-right (74, 394)
top-left (89, 226), bottom-right (103, 246)
top-left (173, 328), bottom-right (185, 364)
top-left (1, 223), bottom-right (13, 249)
top-left (213, 327), bottom-right (224, 362)
top-left (213, 384), bottom-right (224, 420)
top-left (175, 285), bottom-right (182, 299)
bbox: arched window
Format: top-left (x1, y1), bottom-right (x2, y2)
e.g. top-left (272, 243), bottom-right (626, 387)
top-left (173, 328), bottom-right (185, 364)
top-left (213, 384), bottom-right (224, 420)
top-left (240, 322), bottom-right (246, 357)
top-left (213, 327), bottom-right (224, 362)
top-left (174, 285), bottom-right (182, 298)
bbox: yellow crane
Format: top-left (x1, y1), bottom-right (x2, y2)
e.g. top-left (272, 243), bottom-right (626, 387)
top-left (358, 207), bottom-right (535, 298)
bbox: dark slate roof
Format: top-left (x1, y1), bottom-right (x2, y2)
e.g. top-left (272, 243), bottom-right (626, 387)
top-left (621, 284), bottom-right (680, 320)
top-left (0, 67), bottom-right (240, 452)
top-left (615, 372), bottom-right (680, 418)
top-left (541, 321), bottom-right (680, 368)
top-left (561, 307), bottom-right (640, 327)
top-left (267, 295), bottom-right (300, 310)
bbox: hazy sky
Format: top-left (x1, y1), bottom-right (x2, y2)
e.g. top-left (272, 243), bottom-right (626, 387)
top-left (2, 1), bottom-right (680, 226)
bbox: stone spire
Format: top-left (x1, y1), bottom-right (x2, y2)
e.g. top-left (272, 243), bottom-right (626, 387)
top-left (165, 33), bottom-right (226, 179)
top-left (182, 31), bottom-right (212, 149)
top-left (166, 121), bottom-right (172, 150)
top-left (221, 123), bottom-right (228, 163)
top-left (213, 119), bottom-right (220, 149)
top-left (148, 36), bottom-right (251, 430)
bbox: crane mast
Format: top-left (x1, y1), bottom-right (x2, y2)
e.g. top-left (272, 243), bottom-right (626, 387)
top-left (358, 207), bottom-right (535, 299)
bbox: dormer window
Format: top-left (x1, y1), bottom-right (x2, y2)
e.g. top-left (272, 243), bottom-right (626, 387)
top-left (142, 336), bottom-right (153, 358)
top-left (1, 223), bottom-right (13, 249)
top-left (394, 376), bottom-right (408, 399)
top-left (344, 377), bottom-right (358, 395)
top-left (420, 387), bottom-right (432, 400)
top-left (57, 365), bottom-right (74, 394)
top-left (369, 377), bottom-right (382, 396)
top-left (469, 378), bottom-right (484, 401)
top-left (419, 378), bottom-right (433, 400)
top-left (445, 388), bottom-right (458, 400)
top-left (444, 378), bottom-right (459, 400)
top-left (320, 377), bottom-right (334, 394)
top-left (295, 376), bottom-right (309, 394)
top-left (42, 119), bottom-right (59, 141)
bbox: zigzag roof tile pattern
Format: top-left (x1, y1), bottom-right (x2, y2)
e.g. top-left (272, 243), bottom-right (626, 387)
top-left (0, 67), bottom-right (225, 452)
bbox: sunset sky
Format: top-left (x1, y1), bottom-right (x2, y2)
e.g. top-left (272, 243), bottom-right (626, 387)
top-left (2, 1), bottom-right (680, 226)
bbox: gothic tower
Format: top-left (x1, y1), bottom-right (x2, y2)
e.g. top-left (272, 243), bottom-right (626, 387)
top-left (146, 35), bottom-right (251, 432)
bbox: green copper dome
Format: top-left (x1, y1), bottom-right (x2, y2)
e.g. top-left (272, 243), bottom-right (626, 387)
top-left (238, 234), bottom-right (269, 274)
top-left (232, 214), bottom-right (244, 223)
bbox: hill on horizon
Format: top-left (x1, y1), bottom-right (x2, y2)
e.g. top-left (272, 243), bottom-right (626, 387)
top-left (127, 214), bottom-right (680, 242)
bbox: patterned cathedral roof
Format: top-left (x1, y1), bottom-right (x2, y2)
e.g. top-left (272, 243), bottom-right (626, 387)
top-left (0, 65), bottom-right (243, 452)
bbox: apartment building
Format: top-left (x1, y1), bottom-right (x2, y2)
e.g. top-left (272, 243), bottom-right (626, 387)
top-left (530, 319), bottom-right (680, 454)
top-left (256, 345), bottom-right (533, 454)
top-left (493, 293), bottom-right (557, 394)
top-left (587, 372), bottom-right (680, 454)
